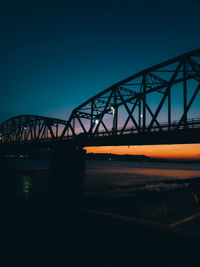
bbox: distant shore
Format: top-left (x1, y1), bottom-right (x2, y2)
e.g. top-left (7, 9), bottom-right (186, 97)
top-left (86, 153), bottom-right (200, 164)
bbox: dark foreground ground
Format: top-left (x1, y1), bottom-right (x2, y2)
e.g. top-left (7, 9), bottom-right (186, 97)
top-left (1, 177), bottom-right (200, 267)
top-left (1, 200), bottom-right (200, 267)
top-left (83, 177), bottom-right (200, 232)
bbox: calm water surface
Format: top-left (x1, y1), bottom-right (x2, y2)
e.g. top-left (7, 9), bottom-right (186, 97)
top-left (1, 159), bottom-right (200, 199)
top-left (85, 160), bottom-right (200, 195)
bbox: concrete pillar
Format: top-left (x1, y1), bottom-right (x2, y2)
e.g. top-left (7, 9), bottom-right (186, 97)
top-left (48, 145), bottom-right (85, 204)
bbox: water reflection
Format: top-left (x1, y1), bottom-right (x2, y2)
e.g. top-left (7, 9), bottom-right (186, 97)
top-left (85, 160), bottom-right (200, 195)
top-left (0, 169), bottom-right (48, 200)
top-left (17, 176), bottom-right (32, 199)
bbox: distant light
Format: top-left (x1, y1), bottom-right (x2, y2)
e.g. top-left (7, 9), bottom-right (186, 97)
top-left (111, 106), bottom-right (114, 110)
top-left (140, 114), bottom-right (143, 118)
top-left (24, 127), bottom-right (27, 130)
top-left (0, 137), bottom-right (2, 140)
top-left (95, 119), bottom-right (99, 124)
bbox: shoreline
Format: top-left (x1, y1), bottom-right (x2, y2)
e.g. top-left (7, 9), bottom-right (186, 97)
top-left (2, 166), bottom-right (200, 235)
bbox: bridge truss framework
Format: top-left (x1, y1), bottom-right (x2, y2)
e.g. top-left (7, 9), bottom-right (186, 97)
top-left (0, 49), bottom-right (200, 145)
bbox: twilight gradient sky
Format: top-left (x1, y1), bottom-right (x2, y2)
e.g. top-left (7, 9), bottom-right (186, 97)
top-left (0, 1), bottom-right (200, 159)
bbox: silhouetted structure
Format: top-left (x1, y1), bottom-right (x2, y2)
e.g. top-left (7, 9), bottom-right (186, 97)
top-left (0, 49), bottom-right (200, 147)
top-left (0, 49), bottom-right (200, 200)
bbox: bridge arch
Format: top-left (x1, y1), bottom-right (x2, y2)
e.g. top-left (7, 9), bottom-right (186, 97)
top-left (61, 49), bottom-right (200, 138)
top-left (0, 49), bottom-right (200, 145)
top-left (0, 115), bottom-right (67, 143)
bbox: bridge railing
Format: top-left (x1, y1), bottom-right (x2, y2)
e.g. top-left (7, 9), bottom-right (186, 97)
top-left (77, 117), bottom-right (200, 137)
top-left (0, 117), bottom-right (200, 144)
top-left (63, 117), bottom-right (200, 139)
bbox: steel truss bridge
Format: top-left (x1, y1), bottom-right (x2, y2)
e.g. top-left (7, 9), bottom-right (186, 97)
top-left (1, 49), bottom-right (200, 147)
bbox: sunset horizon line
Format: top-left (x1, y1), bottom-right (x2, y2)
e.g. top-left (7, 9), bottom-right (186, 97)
top-left (85, 144), bottom-right (200, 161)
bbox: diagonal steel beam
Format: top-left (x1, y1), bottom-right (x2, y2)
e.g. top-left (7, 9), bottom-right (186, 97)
top-left (77, 116), bottom-right (87, 134)
top-left (37, 121), bottom-right (45, 140)
top-left (47, 124), bottom-right (55, 139)
top-left (93, 89), bottom-right (115, 135)
top-left (40, 125), bottom-right (47, 140)
top-left (120, 98), bottom-right (139, 135)
top-left (148, 61), bottom-right (182, 131)
top-left (61, 112), bottom-right (75, 138)
top-left (117, 88), bottom-right (139, 131)
top-left (142, 100), bottom-right (162, 130)
top-left (74, 49), bottom-right (200, 111)
top-left (100, 120), bottom-right (111, 136)
top-left (179, 83), bottom-right (200, 126)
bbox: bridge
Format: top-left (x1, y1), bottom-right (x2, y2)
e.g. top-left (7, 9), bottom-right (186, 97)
top-left (0, 49), bottom-right (200, 200)
top-left (0, 49), bottom-right (200, 147)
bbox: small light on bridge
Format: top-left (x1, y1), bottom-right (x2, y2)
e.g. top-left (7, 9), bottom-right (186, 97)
top-left (140, 114), bottom-right (143, 118)
top-left (95, 119), bottom-right (99, 124)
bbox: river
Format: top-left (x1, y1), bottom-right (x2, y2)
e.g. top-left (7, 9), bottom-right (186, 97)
top-left (1, 159), bottom-right (200, 199)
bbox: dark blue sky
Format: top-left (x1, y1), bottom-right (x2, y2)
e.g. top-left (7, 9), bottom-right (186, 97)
top-left (0, 0), bottom-right (200, 123)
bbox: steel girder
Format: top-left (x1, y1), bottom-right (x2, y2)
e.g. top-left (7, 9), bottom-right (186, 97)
top-left (1, 49), bottom-right (200, 144)
top-left (60, 49), bottom-right (200, 138)
top-left (0, 115), bottom-right (67, 144)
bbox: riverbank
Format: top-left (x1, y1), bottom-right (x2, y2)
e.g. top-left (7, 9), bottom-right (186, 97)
top-left (2, 166), bottom-right (200, 233)
top-left (1, 190), bottom-right (200, 267)
top-left (1, 170), bottom-right (200, 266)
top-left (82, 176), bottom-right (200, 233)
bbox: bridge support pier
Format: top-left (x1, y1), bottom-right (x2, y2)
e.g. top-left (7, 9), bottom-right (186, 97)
top-left (0, 155), bottom-right (6, 173)
top-left (48, 145), bottom-right (85, 204)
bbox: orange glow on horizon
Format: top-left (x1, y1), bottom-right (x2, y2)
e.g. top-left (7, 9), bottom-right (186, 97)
top-left (85, 144), bottom-right (200, 160)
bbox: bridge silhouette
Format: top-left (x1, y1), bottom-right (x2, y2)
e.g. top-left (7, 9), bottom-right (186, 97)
top-left (1, 49), bottom-right (200, 266)
top-left (0, 49), bottom-right (200, 147)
